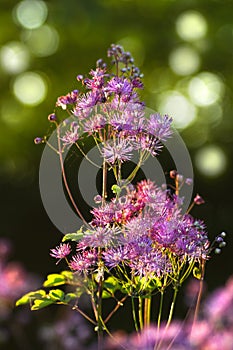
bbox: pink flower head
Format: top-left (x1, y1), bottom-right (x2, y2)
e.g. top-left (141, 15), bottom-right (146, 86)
top-left (50, 243), bottom-right (71, 264)
top-left (61, 122), bottom-right (79, 146)
top-left (102, 138), bottom-right (133, 164)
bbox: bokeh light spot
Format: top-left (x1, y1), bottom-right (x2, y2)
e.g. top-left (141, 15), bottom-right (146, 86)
top-left (176, 10), bottom-right (208, 42)
top-left (158, 91), bottom-right (196, 129)
top-left (201, 103), bottom-right (223, 126)
top-left (188, 72), bottom-right (224, 106)
top-left (13, 0), bottom-right (48, 29)
top-left (22, 25), bottom-right (59, 57)
top-left (1, 101), bottom-right (22, 126)
top-left (169, 46), bottom-right (200, 76)
top-left (195, 145), bottom-right (227, 177)
top-left (13, 72), bottom-right (47, 106)
top-left (0, 41), bottom-right (30, 74)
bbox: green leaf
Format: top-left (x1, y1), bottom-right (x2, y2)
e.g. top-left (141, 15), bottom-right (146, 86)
top-left (62, 227), bottom-right (85, 242)
top-left (151, 277), bottom-right (162, 289)
top-left (120, 283), bottom-right (132, 295)
top-left (193, 267), bottom-right (202, 280)
top-left (16, 290), bottom-right (46, 307)
top-left (64, 293), bottom-right (78, 303)
top-left (104, 276), bottom-right (120, 293)
top-left (43, 273), bottom-right (66, 287)
top-left (111, 184), bottom-right (121, 196)
top-left (31, 299), bottom-right (55, 310)
top-left (48, 289), bottom-right (65, 301)
top-left (101, 276), bottom-right (121, 298)
top-left (102, 290), bottom-right (112, 298)
top-left (61, 270), bottom-right (74, 280)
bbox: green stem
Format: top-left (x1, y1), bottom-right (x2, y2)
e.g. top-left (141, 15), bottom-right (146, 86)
top-left (44, 139), bottom-right (60, 154)
top-left (102, 160), bottom-right (107, 202)
top-left (190, 259), bottom-right (206, 339)
top-left (126, 158), bottom-right (143, 183)
top-left (157, 291), bottom-right (164, 331)
top-left (131, 298), bottom-right (139, 332)
top-left (154, 291), bottom-right (164, 350)
top-left (180, 258), bottom-right (195, 284)
top-left (75, 142), bottom-right (100, 168)
top-left (101, 128), bottom-right (108, 203)
top-left (155, 287), bottom-right (178, 350)
top-left (138, 297), bottom-right (144, 331)
top-left (144, 295), bottom-right (151, 327)
top-left (90, 293), bottom-right (98, 322)
top-left (166, 287), bottom-right (178, 328)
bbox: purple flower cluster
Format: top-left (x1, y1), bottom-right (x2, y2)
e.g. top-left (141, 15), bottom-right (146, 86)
top-left (44, 44), bottom-right (172, 163)
top-left (94, 179), bottom-right (208, 278)
top-left (51, 179), bottom-right (209, 281)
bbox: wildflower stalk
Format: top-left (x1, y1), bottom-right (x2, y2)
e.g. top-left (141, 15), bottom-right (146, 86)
top-left (154, 286), bottom-right (179, 350)
top-left (190, 258), bottom-right (206, 339)
top-left (56, 124), bottom-right (89, 226)
top-left (102, 143), bottom-right (108, 202)
top-left (97, 280), bottom-right (103, 350)
top-left (96, 253), bottom-right (104, 345)
top-left (26, 44), bottom-right (214, 349)
top-left (131, 298), bottom-right (139, 332)
top-left (75, 142), bottom-right (100, 168)
top-left (125, 152), bottom-right (145, 184)
top-left (90, 289), bottom-right (98, 322)
top-left (157, 274), bottom-right (169, 331)
top-left (138, 296), bottom-right (144, 330)
top-left (157, 290), bottom-right (164, 331)
top-left (166, 286), bottom-right (178, 328)
top-left (180, 258), bottom-right (195, 284)
top-left (97, 140), bottom-right (108, 347)
top-left (72, 305), bottom-right (96, 325)
top-left (104, 295), bottom-right (128, 324)
top-left (144, 295), bottom-right (152, 327)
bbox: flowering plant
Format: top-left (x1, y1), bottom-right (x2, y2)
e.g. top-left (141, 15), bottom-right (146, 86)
top-left (16, 44), bottom-right (226, 349)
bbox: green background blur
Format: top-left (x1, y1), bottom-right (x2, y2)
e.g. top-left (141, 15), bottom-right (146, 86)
top-left (0, 0), bottom-right (232, 295)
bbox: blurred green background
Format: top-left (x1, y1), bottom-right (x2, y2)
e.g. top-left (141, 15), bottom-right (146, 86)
top-left (0, 0), bottom-right (232, 294)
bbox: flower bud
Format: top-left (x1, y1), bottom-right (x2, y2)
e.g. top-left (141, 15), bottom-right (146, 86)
top-left (176, 174), bottom-right (183, 183)
top-left (34, 137), bottom-right (43, 144)
top-left (48, 113), bottom-right (57, 122)
top-left (185, 178), bottom-right (193, 185)
top-left (194, 194), bottom-right (205, 205)
top-left (220, 231), bottom-right (226, 238)
top-left (94, 195), bottom-right (102, 203)
top-left (76, 74), bottom-right (83, 81)
top-left (219, 241), bottom-right (226, 248)
top-left (170, 170), bottom-right (177, 179)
